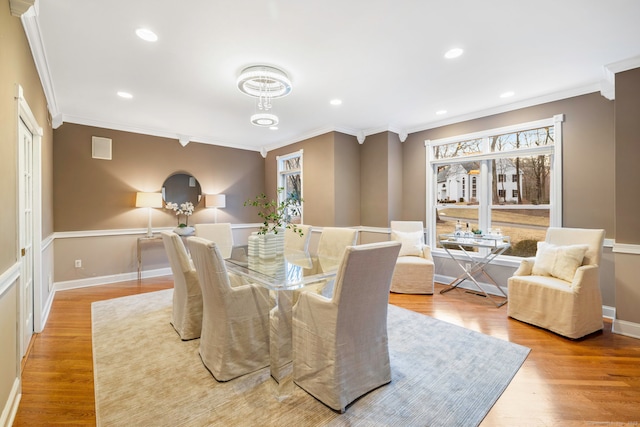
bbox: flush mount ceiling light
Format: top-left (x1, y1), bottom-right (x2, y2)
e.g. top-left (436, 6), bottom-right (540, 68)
top-left (135, 28), bottom-right (158, 42)
top-left (238, 65), bottom-right (291, 127)
top-left (117, 91), bottom-right (133, 99)
top-left (444, 48), bottom-right (464, 59)
top-left (250, 113), bottom-right (279, 127)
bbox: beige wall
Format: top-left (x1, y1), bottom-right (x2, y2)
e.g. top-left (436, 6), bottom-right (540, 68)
top-left (1, 3), bottom-right (53, 422)
top-left (614, 67), bottom-right (640, 324)
top-left (265, 132), bottom-right (361, 227)
top-left (54, 124), bottom-right (265, 230)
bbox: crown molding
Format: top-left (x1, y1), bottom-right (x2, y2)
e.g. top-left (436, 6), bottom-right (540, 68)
top-left (10, 0), bottom-right (35, 17)
top-left (20, 1), bottom-right (60, 120)
top-left (601, 55), bottom-right (640, 101)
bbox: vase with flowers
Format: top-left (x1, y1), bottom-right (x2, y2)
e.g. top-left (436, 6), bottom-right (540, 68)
top-left (244, 187), bottom-right (303, 258)
top-left (166, 201), bottom-right (195, 236)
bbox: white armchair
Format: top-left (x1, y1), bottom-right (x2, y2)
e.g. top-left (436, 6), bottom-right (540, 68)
top-left (161, 231), bottom-right (202, 340)
top-left (389, 221), bottom-right (434, 294)
top-left (507, 227), bottom-right (605, 339)
top-left (292, 241), bottom-right (401, 412)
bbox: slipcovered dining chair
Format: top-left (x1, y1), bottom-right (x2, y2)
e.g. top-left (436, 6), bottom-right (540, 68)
top-left (194, 223), bottom-right (234, 259)
top-left (161, 231), bottom-right (202, 340)
top-left (187, 237), bottom-right (270, 381)
top-left (308, 227), bottom-right (359, 297)
top-left (292, 241), bottom-right (401, 412)
top-left (284, 224), bottom-right (312, 252)
top-left (389, 221), bottom-right (435, 294)
top-left (507, 227), bottom-right (606, 339)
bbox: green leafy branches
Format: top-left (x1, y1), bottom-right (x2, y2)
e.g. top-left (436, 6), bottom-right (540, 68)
top-left (244, 187), bottom-right (303, 236)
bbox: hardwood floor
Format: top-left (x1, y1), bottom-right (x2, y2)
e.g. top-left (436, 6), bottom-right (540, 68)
top-left (13, 279), bottom-right (640, 426)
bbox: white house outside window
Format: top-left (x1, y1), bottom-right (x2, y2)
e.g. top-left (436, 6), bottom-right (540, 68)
top-left (277, 149), bottom-right (303, 224)
top-left (426, 115), bottom-right (563, 257)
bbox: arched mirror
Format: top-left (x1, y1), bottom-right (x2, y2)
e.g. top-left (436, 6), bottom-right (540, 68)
top-left (162, 173), bottom-right (202, 206)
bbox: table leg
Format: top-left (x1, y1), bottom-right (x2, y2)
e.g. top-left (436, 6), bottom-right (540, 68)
top-left (269, 289), bottom-right (294, 400)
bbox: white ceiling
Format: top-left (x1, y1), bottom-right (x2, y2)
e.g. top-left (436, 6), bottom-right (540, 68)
top-left (26, 0), bottom-right (640, 153)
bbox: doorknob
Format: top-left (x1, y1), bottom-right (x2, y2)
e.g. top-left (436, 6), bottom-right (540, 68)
top-left (21, 248), bottom-right (26, 257)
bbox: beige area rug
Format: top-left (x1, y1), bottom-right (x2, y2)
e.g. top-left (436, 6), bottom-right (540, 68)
top-left (92, 290), bottom-right (529, 426)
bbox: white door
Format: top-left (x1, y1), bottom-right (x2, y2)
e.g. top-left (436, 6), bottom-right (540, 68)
top-left (19, 117), bottom-right (34, 356)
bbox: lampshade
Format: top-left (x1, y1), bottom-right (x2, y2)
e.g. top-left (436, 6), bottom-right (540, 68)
top-left (205, 194), bottom-right (226, 208)
top-left (135, 192), bottom-right (163, 208)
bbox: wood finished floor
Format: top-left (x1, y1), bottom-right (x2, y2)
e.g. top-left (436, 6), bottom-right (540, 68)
top-left (13, 279), bottom-right (640, 426)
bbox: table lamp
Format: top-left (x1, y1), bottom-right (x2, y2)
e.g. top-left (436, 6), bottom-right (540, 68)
top-left (205, 194), bottom-right (226, 223)
top-left (136, 192), bottom-right (163, 237)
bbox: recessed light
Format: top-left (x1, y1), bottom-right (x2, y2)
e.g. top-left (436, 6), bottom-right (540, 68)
top-left (330, 99), bottom-right (342, 106)
top-left (436, 110), bottom-right (447, 115)
top-left (444, 48), bottom-right (464, 59)
top-left (117, 91), bottom-right (133, 99)
top-left (136, 28), bottom-right (158, 42)
top-left (269, 126), bottom-right (279, 130)
top-left (500, 91), bottom-right (515, 98)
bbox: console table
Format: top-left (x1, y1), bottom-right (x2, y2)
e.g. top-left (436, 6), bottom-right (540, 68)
top-left (439, 233), bottom-right (510, 307)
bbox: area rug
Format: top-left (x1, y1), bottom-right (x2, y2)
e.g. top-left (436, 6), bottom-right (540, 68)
top-left (92, 290), bottom-right (529, 426)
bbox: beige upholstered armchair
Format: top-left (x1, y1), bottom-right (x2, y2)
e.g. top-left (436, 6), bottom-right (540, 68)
top-left (389, 221), bottom-right (435, 294)
top-left (292, 241), bottom-right (401, 412)
top-left (161, 231), bottom-right (202, 340)
top-left (507, 227), bottom-right (605, 339)
top-left (187, 237), bottom-right (270, 381)
top-left (194, 223), bottom-right (234, 259)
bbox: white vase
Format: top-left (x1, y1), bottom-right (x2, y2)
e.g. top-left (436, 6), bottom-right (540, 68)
top-left (258, 231), bottom-right (284, 259)
top-left (173, 226), bottom-right (195, 236)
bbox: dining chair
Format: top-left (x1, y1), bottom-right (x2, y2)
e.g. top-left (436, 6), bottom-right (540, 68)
top-left (194, 223), bottom-right (234, 259)
top-left (308, 227), bottom-right (359, 297)
top-left (160, 231), bottom-right (202, 340)
top-left (508, 227), bottom-right (605, 339)
top-left (187, 236), bottom-right (270, 381)
top-left (284, 224), bottom-right (312, 252)
top-left (292, 240), bottom-right (401, 412)
top-left (389, 221), bottom-right (435, 294)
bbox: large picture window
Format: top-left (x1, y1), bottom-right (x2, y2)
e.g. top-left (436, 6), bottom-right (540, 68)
top-left (277, 149), bottom-right (303, 224)
top-left (426, 115), bottom-right (563, 257)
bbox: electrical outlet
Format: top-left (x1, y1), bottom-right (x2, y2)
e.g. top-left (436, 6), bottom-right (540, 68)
top-left (75, 259), bottom-right (82, 268)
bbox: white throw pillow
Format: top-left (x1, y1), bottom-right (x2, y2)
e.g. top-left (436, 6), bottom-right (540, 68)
top-left (532, 242), bottom-right (589, 282)
top-left (391, 230), bottom-right (424, 257)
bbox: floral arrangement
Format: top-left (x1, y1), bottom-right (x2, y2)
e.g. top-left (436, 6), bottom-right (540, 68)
top-left (244, 187), bottom-right (303, 236)
top-left (166, 201), bottom-right (194, 227)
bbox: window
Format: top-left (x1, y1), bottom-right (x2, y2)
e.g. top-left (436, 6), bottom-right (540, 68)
top-left (427, 115), bottom-right (563, 257)
top-left (277, 150), bottom-right (303, 223)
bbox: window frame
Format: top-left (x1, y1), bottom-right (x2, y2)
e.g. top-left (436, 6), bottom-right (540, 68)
top-left (425, 114), bottom-right (564, 255)
top-left (277, 149), bottom-right (303, 223)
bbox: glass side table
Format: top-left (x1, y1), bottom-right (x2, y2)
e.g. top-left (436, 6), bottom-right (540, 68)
top-left (438, 233), bottom-right (511, 307)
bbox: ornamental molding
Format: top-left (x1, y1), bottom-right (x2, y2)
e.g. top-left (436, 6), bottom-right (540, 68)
top-left (10, 0), bottom-right (35, 17)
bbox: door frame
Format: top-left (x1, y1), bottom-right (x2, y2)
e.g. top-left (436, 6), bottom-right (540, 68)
top-left (16, 84), bottom-right (43, 357)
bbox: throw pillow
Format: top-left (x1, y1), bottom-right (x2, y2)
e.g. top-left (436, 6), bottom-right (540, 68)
top-left (391, 230), bottom-right (424, 257)
top-left (532, 242), bottom-right (589, 282)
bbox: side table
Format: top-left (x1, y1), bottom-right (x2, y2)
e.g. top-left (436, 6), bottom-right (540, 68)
top-left (439, 234), bottom-right (511, 307)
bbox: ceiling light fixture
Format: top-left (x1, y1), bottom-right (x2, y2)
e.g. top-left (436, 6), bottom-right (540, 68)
top-left (250, 113), bottom-right (279, 127)
top-left (436, 109), bottom-right (447, 115)
top-left (444, 48), bottom-right (464, 59)
top-left (500, 91), bottom-right (515, 98)
top-left (117, 91), bottom-right (133, 99)
top-left (237, 65), bottom-right (291, 127)
top-left (330, 99), bottom-right (342, 106)
top-left (136, 28), bottom-right (158, 42)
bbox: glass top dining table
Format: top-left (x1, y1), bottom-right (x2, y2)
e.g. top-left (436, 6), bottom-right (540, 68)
top-left (224, 247), bottom-right (340, 400)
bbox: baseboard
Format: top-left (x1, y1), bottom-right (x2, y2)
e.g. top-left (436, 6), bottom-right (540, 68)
top-left (54, 267), bottom-right (172, 292)
top-left (0, 378), bottom-right (20, 427)
top-left (612, 318), bottom-right (640, 340)
top-left (37, 288), bottom-right (55, 333)
top-left (602, 305), bottom-right (615, 320)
